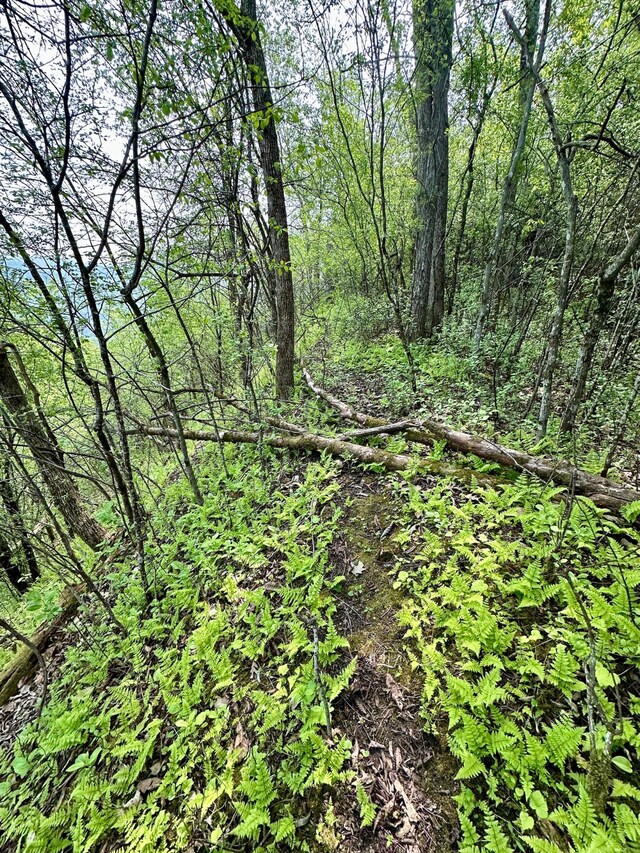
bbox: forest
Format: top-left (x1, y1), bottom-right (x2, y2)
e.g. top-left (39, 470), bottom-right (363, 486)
top-left (0, 0), bottom-right (639, 850)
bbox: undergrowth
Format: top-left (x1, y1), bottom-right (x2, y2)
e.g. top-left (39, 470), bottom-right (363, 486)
top-left (393, 475), bottom-right (640, 852)
top-left (0, 449), bottom-right (357, 852)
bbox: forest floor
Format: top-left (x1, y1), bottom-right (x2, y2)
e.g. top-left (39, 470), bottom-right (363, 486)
top-left (2, 344), bottom-right (640, 852)
top-left (328, 468), bottom-right (460, 852)
top-left (0, 464), bottom-right (461, 852)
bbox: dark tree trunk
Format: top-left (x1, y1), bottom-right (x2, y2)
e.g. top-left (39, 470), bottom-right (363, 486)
top-left (221, 0), bottom-right (295, 398)
top-left (0, 529), bottom-right (28, 594)
top-left (0, 464), bottom-right (39, 583)
top-left (410, 0), bottom-right (454, 339)
top-left (561, 223), bottom-right (640, 433)
top-left (0, 345), bottom-right (105, 550)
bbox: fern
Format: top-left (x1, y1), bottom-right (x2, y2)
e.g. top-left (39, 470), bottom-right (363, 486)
top-left (356, 781), bottom-right (376, 827)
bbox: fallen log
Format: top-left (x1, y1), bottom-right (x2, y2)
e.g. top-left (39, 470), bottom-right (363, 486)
top-left (0, 585), bottom-right (80, 706)
top-left (131, 424), bottom-right (497, 486)
top-left (301, 364), bottom-right (640, 512)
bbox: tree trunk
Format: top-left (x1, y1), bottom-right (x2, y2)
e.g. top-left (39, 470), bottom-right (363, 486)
top-left (561, 223), bottom-right (640, 433)
top-left (503, 7), bottom-right (577, 438)
top-left (473, 0), bottom-right (541, 351)
top-left (0, 345), bottom-right (105, 550)
top-left (410, 0), bottom-right (454, 339)
top-left (121, 294), bottom-right (203, 504)
top-left (449, 90), bottom-right (492, 314)
top-left (0, 529), bottom-right (28, 594)
top-left (0, 464), bottom-right (39, 583)
top-left (221, 0), bottom-right (295, 398)
top-left (132, 401), bottom-right (640, 513)
top-left (537, 192), bottom-right (577, 438)
top-left (300, 364), bottom-right (640, 512)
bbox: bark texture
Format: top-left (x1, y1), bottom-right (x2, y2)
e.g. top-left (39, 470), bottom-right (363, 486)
top-left (0, 345), bottom-right (105, 549)
top-left (221, 0), bottom-right (295, 397)
top-left (411, 0), bottom-right (454, 339)
top-left (0, 470), bottom-right (39, 584)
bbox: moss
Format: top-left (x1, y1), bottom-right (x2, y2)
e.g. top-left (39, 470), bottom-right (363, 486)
top-left (340, 492), bottom-right (415, 687)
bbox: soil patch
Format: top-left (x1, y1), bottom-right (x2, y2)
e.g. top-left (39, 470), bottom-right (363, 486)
top-left (329, 470), bottom-right (459, 852)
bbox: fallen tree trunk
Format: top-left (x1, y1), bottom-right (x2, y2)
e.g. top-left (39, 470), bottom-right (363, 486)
top-left (301, 364), bottom-right (640, 511)
top-left (0, 585), bottom-right (80, 706)
top-left (131, 423), bottom-right (496, 486)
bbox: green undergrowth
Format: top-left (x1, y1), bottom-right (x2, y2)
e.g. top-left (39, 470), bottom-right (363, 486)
top-left (326, 334), bottom-right (628, 473)
top-left (0, 570), bottom-right (66, 671)
top-left (0, 449), bottom-right (359, 853)
top-left (393, 475), bottom-right (640, 852)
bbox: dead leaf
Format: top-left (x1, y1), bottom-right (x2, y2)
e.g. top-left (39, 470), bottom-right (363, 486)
top-left (385, 673), bottom-right (404, 710)
top-left (352, 739), bottom-right (360, 764)
top-left (122, 789), bottom-right (141, 809)
top-left (234, 721), bottom-right (250, 755)
top-left (397, 816), bottom-right (414, 838)
top-left (351, 560), bottom-right (366, 576)
top-left (149, 761), bottom-right (163, 775)
top-left (393, 779), bottom-right (419, 824)
top-left (137, 776), bottom-right (162, 794)
top-left (373, 794), bottom-right (396, 832)
top-left (395, 746), bottom-right (402, 770)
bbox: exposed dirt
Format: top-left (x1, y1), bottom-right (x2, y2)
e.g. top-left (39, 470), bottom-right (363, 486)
top-left (0, 624), bottom-right (69, 755)
top-left (328, 468), bottom-right (459, 852)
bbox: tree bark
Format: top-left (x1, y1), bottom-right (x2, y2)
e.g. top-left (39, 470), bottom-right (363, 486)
top-left (561, 222), bottom-right (640, 433)
top-left (0, 345), bottom-right (105, 550)
top-left (300, 364), bottom-right (640, 511)
top-left (130, 421), bottom-right (496, 485)
top-left (0, 465), bottom-right (39, 585)
top-left (410, 0), bottom-right (454, 339)
top-left (219, 0), bottom-right (295, 398)
top-left (0, 529), bottom-right (28, 594)
top-left (473, 0), bottom-right (542, 351)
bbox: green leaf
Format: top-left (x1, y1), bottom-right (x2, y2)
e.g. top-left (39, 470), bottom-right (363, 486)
top-left (520, 810), bottom-right (535, 831)
top-left (529, 790), bottom-right (548, 819)
top-left (12, 756), bottom-right (29, 778)
top-left (456, 753), bottom-right (484, 780)
top-left (613, 756), bottom-right (633, 774)
top-left (595, 663), bottom-right (619, 688)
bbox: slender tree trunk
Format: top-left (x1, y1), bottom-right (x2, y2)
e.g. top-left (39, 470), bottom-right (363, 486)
top-left (601, 368), bottom-right (640, 478)
top-left (121, 294), bottom-right (203, 504)
top-left (0, 529), bottom-right (28, 594)
top-left (0, 463), bottom-right (39, 583)
top-left (504, 4), bottom-right (576, 439)
top-left (449, 94), bottom-right (491, 314)
top-left (410, 0), bottom-right (454, 339)
top-left (537, 194), bottom-right (577, 438)
top-left (0, 345), bottom-right (105, 550)
top-left (0, 211), bottom-right (135, 530)
top-left (221, 0), bottom-right (295, 397)
top-left (561, 223), bottom-right (640, 432)
top-left (473, 0), bottom-right (541, 351)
